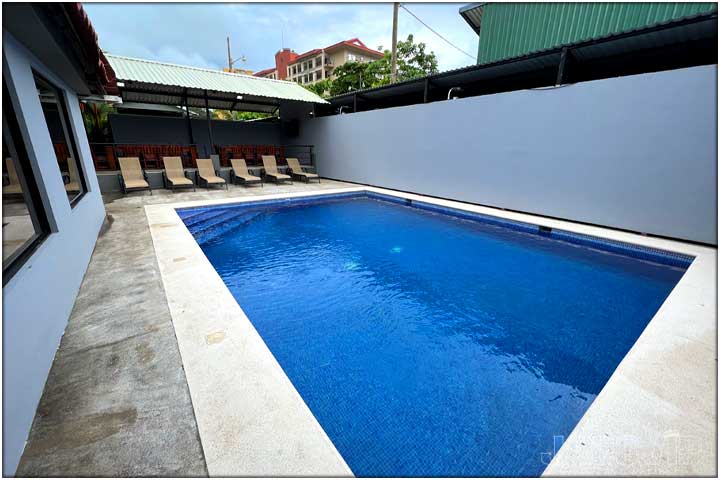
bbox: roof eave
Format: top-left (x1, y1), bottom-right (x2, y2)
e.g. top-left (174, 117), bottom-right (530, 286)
top-left (459, 3), bottom-right (484, 35)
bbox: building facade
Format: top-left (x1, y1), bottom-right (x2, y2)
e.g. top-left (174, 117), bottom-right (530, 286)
top-left (460, 2), bottom-right (718, 64)
top-left (254, 38), bottom-right (383, 85)
top-left (2, 3), bottom-right (117, 475)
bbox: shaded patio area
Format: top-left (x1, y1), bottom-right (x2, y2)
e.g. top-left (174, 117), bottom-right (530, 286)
top-left (16, 180), bottom-right (353, 476)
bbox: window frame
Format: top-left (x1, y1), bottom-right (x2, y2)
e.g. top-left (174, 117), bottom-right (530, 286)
top-left (32, 70), bottom-right (89, 208)
top-left (2, 79), bottom-right (52, 285)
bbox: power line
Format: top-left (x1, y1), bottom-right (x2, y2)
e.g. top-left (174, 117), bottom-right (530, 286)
top-left (399, 4), bottom-right (475, 61)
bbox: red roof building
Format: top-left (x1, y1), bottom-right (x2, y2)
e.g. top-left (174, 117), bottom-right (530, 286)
top-left (254, 38), bottom-right (384, 85)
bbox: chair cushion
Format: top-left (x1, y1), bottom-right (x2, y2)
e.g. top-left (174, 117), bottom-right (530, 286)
top-left (125, 179), bottom-right (149, 189)
top-left (201, 175), bottom-right (226, 184)
top-left (168, 176), bottom-right (193, 186)
top-left (237, 175), bottom-right (261, 182)
top-left (267, 172), bottom-right (291, 180)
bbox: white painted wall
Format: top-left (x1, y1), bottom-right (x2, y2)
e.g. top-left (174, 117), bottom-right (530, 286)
top-left (2, 33), bottom-right (106, 475)
top-left (300, 65), bottom-right (717, 245)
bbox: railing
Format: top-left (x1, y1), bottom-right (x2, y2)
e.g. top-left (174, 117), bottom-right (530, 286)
top-left (89, 143), bottom-right (199, 171)
top-left (215, 144), bottom-right (314, 168)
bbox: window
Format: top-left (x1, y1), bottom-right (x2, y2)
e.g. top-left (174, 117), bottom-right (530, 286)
top-left (2, 80), bottom-right (51, 283)
top-left (34, 73), bottom-right (87, 206)
top-left (315, 57), bottom-right (321, 68)
top-left (348, 53), bottom-right (357, 61)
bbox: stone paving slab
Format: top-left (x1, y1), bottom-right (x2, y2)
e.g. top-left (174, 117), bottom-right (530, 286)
top-left (16, 180), bottom-right (353, 476)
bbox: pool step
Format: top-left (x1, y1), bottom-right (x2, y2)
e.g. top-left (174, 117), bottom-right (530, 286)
top-left (182, 209), bottom-right (234, 229)
top-left (193, 210), bottom-right (263, 244)
top-left (185, 209), bottom-right (245, 233)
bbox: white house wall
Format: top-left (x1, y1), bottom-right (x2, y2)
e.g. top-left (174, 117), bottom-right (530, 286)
top-left (2, 32), bottom-right (106, 475)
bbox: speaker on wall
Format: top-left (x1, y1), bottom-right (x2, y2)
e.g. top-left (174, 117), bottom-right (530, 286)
top-left (283, 119), bottom-right (299, 138)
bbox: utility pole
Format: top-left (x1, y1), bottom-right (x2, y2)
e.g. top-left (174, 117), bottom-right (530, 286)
top-left (227, 36), bottom-right (233, 71)
top-left (390, 2), bottom-right (399, 83)
top-left (226, 37), bottom-right (247, 73)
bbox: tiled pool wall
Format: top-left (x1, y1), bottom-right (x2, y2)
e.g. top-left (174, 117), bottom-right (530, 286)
top-left (177, 191), bottom-right (695, 270)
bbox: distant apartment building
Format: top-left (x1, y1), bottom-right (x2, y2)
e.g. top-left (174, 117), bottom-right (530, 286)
top-left (254, 38), bottom-right (384, 85)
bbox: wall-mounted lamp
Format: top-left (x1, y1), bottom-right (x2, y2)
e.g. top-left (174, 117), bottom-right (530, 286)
top-left (237, 95), bottom-right (244, 100)
top-left (116, 81), bottom-right (125, 88)
top-left (447, 87), bottom-right (463, 100)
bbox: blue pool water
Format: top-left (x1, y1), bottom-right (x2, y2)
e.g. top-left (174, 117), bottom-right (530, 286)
top-left (179, 194), bottom-right (689, 477)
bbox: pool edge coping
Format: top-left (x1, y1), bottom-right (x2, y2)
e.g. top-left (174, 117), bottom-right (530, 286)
top-left (146, 185), bottom-right (717, 476)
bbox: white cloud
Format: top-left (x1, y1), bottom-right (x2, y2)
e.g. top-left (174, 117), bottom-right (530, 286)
top-left (84, 3), bottom-right (478, 73)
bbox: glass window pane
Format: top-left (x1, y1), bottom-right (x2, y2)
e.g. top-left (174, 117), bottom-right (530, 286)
top-left (2, 80), bottom-right (51, 276)
top-left (34, 73), bottom-right (87, 205)
top-left (3, 142), bottom-right (38, 263)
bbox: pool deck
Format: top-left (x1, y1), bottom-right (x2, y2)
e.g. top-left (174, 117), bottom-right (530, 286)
top-left (17, 181), bottom-right (716, 476)
top-left (15, 180), bottom-right (355, 476)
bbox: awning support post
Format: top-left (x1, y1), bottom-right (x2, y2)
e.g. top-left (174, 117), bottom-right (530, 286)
top-left (423, 77), bottom-right (430, 103)
top-left (183, 90), bottom-right (194, 146)
top-left (204, 90), bottom-right (215, 156)
top-left (556, 47), bottom-right (569, 86)
top-left (353, 93), bottom-right (358, 112)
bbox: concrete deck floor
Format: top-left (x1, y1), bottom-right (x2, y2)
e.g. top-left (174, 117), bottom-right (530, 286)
top-left (15, 179), bottom-right (354, 477)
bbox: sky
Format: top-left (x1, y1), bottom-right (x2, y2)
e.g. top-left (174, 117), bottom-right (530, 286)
top-left (83, 3), bottom-right (479, 74)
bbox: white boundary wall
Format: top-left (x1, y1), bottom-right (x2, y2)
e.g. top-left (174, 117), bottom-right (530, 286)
top-left (299, 65), bottom-right (717, 245)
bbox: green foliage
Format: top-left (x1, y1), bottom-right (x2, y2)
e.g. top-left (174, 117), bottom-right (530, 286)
top-left (80, 102), bottom-right (115, 142)
top-left (318, 34), bottom-right (439, 96)
top-left (304, 79), bottom-right (333, 98)
top-left (386, 33), bottom-right (439, 83)
top-left (328, 62), bottom-right (376, 96)
top-left (212, 110), bottom-right (276, 121)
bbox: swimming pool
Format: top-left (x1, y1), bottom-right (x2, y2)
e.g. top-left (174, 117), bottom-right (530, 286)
top-left (178, 192), bottom-right (691, 477)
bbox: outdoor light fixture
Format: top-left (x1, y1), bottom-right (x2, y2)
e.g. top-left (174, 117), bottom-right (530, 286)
top-left (447, 87), bottom-right (463, 100)
top-left (237, 95), bottom-right (243, 100)
top-left (116, 81), bottom-right (125, 87)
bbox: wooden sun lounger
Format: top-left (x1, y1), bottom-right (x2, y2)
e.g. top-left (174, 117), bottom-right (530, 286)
top-left (286, 157), bottom-right (320, 183)
top-left (261, 155), bottom-right (292, 184)
top-left (118, 157), bottom-right (152, 195)
top-left (3, 158), bottom-right (23, 195)
top-left (196, 158), bottom-right (227, 190)
top-left (64, 156), bottom-right (80, 193)
top-left (230, 158), bottom-right (263, 187)
top-left (162, 156), bottom-right (195, 191)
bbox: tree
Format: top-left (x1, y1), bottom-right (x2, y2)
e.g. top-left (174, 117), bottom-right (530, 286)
top-left (327, 62), bottom-right (378, 96)
top-left (80, 101), bottom-right (115, 143)
top-left (279, 35), bottom-right (440, 100)
top-left (304, 79), bottom-right (333, 98)
top-left (375, 34), bottom-right (439, 84)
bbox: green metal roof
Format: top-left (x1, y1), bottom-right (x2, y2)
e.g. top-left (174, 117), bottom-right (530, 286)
top-left (106, 54), bottom-right (327, 104)
top-left (462, 2), bottom-right (718, 64)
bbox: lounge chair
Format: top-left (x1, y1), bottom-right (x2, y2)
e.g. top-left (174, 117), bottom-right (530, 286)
top-left (286, 157), bottom-right (320, 183)
top-left (261, 155), bottom-right (292, 184)
top-left (117, 157), bottom-right (152, 195)
top-left (196, 158), bottom-right (227, 190)
top-left (64, 157), bottom-right (80, 193)
top-left (3, 158), bottom-right (23, 195)
top-left (162, 156), bottom-right (195, 191)
top-left (230, 158), bottom-right (263, 187)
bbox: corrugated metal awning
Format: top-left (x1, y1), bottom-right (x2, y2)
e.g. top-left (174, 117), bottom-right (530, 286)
top-left (459, 3), bottom-right (484, 35)
top-left (324, 10), bottom-right (717, 115)
top-left (107, 54), bottom-right (328, 112)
